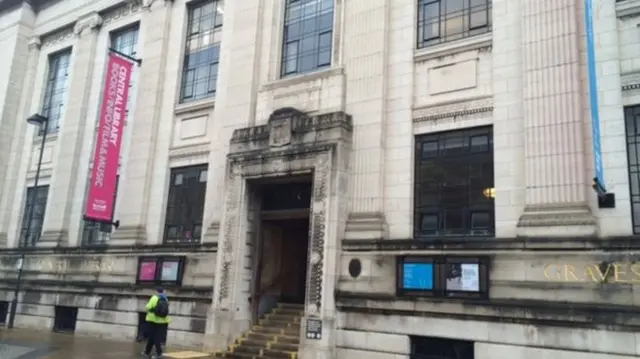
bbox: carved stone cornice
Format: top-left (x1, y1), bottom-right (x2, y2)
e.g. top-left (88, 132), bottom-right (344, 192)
top-left (73, 12), bottom-right (103, 36)
top-left (412, 96), bottom-right (494, 123)
top-left (168, 143), bottom-right (210, 160)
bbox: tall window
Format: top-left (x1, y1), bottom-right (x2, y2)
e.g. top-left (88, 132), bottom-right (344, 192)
top-left (180, 0), bottom-right (224, 103)
top-left (164, 165), bottom-right (208, 243)
top-left (417, 0), bottom-right (492, 49)
top-left (82, 176), bottom-right (119, 245)
top-left (414, 126), bottom-right (494, 238)
top-left (41, 50), bottom-right (71, 133)
top-left (281, 0), bottom-right (334, 77)
top-left (110, 25), bottom-right (139, 119)
top-left (625, 105), bottom-right (640, 233)
top-left (19, 185), bottom-right (49, 247)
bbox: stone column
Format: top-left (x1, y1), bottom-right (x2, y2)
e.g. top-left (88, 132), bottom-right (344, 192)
top-left (516, 0), bottom-right (596, 237)
top-left (342, 0), bottom-right (390, 241)
top-left (110, 1), bottom-right (173, 245)
top-left (202, 0), bottom-right (263, 244)
top-left (39, 13), bottom-right (103, 247)
top-left (0, 36), bottom-right (40, 247)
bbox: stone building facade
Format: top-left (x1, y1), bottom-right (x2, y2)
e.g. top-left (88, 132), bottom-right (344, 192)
top-left (0, 0), bottom-right (638, 358)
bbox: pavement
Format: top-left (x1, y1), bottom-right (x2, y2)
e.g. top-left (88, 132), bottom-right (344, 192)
top-left (0, 328), bottom-right (214, 359)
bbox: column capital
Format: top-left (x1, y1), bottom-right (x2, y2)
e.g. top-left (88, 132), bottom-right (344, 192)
top-left (27, 37), bottom-right (41, 51)
top-left (73, 12), bottom-right (103, 36)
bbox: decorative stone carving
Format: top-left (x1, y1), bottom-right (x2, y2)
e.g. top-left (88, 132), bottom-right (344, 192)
top-left (41, 27), bottom-right (74, 48)
top-left (28, 37), bottom-right (41, 51)
top-left (412, 96), bottom-right (494, 123)
top-left (214, 108), bottom-right (352, 321)
top-left (73, 12), bottom-right (103, 36)
top-left (102, 0), bottom-right (143, 25)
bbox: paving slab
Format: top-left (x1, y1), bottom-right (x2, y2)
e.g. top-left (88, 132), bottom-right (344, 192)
top-left (0, 328), bottom-right (215, 359)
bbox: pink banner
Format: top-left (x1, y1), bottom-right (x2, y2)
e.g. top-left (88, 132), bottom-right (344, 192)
top-left (85, 53), bottom-right (133, 222)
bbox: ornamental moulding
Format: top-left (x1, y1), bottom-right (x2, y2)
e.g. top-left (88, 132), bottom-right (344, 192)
top-left (412, 96), bottom-right (494, 123)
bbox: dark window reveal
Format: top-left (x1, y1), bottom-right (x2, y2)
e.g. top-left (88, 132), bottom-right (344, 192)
top-left (19, 185), bottom-right (49, 247)
top-left (164, 165), bottom-right (208, 243)
top-left (281, 0), bottom-right (334, 77)
top-left (411, 336), bottom-right (475, 359)
top-left (180, 0), bottom-right (224, 102)
top-left (414, 126), bottom-right (495, 238)
top-left (417, 0), bottom-right (492, 49)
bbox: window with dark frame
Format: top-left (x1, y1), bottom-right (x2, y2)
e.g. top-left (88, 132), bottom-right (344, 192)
top-left (414, 126), bottom-right (495, 238)
top-left (180, 0), bottom-right (224, 103)
top-left (281, 0), bottom-right (334, 77)
top-left (41, 49), bottom-right (72, 134)
top-left (624, 105), bottom-right (640, 233)
top-left (19, 185), bottom-right (49, 247)
top-left (164, 165), bottom-right (208, 243)
top-left (137, 257), bottom-right (186, 286)
top-left (417, 0), bottom-right (492, 49)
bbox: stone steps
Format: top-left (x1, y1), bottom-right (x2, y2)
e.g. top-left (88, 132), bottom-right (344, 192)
top-left (213, 303), bottom-right (303, 359)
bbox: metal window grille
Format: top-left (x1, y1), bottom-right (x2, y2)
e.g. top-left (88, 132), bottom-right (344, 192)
top-left (180, 0), bottom-right (223, 102)
top-left (19, 185), bottom-right (49, 247)
top-left (414, 126), bottom-right (495, 237)
top-left (41, 50), bottom-right (71, 134)
top-left (417, 0), bottom-right (492, 49)
top-left (163, 165), bottom-right (208, 243)
top-left (281, 0), bottom-right (334, 77)
top-left (624, 105), bottom-right (640, 233)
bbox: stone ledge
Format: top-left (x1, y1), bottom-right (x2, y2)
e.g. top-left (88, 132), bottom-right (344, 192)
top-left (109, 224), bottom-right (146, 245)
top-left (0, 242), bottom-right (216, 254)
top-left (335, 292), bottom-right (640, 331)
top-left (344, 212), bottom-right (388, 241)
top-left (616, 0), bottom-right (640, 18)
top-left (0, 278), bottom-right (214, 298)
top-left (38, 229), bottom-right (68, 247)
top-left (341, 236), bottom-right (640, 252)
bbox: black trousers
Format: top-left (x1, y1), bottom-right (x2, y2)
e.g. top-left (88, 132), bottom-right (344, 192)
top-left (144, 322), bottom-right (167, 356)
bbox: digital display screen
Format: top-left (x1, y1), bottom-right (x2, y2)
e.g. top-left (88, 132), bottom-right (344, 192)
top-left (161, 261), bottom-right (180, 281)
top-left (139, 261), bottom-right (157, 281)
top-left (402, 262), bottom-right (434, 290)
top-left (445, 263), bottom-right (479, 292)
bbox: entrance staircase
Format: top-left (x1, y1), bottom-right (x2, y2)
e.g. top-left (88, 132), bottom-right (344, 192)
top-left (213, 303), bottom-right (303, 359)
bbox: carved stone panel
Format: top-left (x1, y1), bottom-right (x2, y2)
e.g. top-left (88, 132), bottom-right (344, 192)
top-left (269, 117), bottom-right (292, 147)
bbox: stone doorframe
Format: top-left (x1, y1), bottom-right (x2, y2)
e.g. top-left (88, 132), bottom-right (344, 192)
top-left (206, 108), bottom-right (352, 357)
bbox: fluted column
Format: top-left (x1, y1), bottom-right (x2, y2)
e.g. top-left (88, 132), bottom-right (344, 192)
top-left (342, 0), bottom-right (390, 241)
top-left (516, 0), bottom-right (596, 236)
top-left (0, 36), bottom-right (40, 248)
top-left (39, 13), bottom-right (103, 247)
top-left (110, 1), bottom-right (173, 245)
